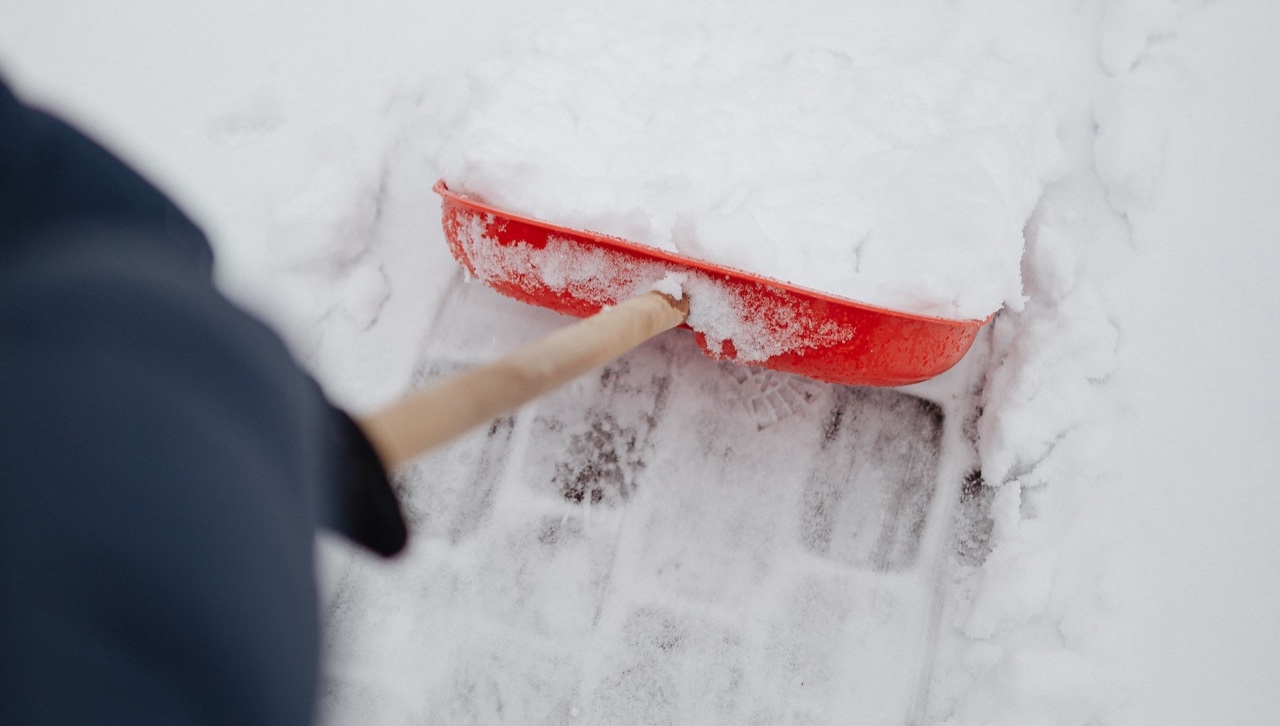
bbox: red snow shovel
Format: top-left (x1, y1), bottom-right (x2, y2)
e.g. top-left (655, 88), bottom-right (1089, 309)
top-left (358, 181), bottom-right (985, 466)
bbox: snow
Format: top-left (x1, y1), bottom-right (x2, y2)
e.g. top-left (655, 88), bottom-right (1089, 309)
top-left (452, 216), bottom-right (854, 362)
top-left (1101, 3), bottom-right (1280, 720)
top-left (438, 0), bottom-right (1082, 321)
top-left (647, 273), bottom-right (686, 303)
top-left (4, 1), bottom-right (1280, 725)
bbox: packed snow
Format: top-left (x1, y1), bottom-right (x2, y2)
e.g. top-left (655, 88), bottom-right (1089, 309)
top-left (4, 1), bottom-right (1279, 725)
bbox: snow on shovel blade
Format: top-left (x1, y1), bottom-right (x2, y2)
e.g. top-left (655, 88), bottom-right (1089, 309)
top-left (435, 180), bottom-right (986, 387)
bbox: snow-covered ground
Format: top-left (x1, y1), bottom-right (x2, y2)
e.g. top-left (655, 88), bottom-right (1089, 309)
top-left (4, 1), bottom-right (1279, 724)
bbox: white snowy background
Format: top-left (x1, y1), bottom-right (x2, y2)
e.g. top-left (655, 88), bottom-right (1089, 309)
top-left (3, 1), bottom-right (1279, 724)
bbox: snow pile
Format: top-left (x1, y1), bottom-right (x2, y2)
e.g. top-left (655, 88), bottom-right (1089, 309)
top-left (927, 167), bottom-right (1133, 724)
top-left (439, 0), bottom-right (1084, 320)
top-left (925, 2), bottom-right (1226, 724)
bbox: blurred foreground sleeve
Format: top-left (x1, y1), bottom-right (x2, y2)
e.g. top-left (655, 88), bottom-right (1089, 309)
top-left (0, 78), bottom-right (406, 725)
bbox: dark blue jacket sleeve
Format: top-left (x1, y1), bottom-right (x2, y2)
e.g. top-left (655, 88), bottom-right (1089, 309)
top-left (0, 78), bottom-right (406, 726)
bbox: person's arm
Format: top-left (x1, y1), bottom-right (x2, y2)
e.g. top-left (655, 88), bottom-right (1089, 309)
top-left (0, 76), bottom-right (405, 726)
top-left (1, 230), bottom-right (327, 725)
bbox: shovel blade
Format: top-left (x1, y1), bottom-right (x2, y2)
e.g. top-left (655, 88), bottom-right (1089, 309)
top-left (436, 181), bottom-right (984, 387)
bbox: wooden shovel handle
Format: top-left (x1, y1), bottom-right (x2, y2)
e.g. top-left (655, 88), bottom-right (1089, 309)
top-left (357, 291), bottom-right (689, 468)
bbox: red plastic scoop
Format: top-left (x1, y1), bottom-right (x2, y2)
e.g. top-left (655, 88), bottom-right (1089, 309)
top-left (435, 180), bottom-right (986, 387)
